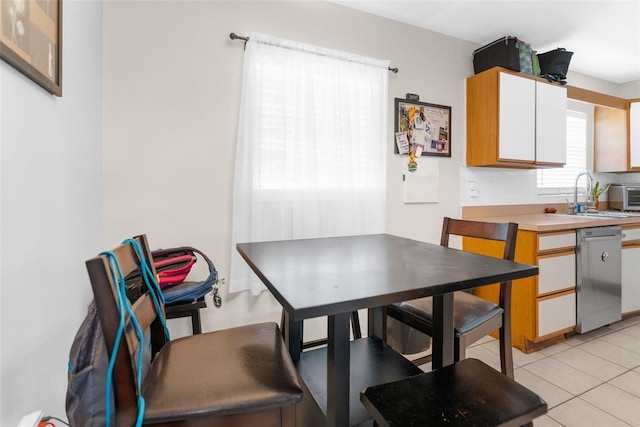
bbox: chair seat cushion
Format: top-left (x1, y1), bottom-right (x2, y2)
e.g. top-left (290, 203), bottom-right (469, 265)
top-left (141, 322), bottom-right (303, 423)
top-left (361, 358), bottom-right (547, 427)
top-left (390, 291), bottom-right (503, 336)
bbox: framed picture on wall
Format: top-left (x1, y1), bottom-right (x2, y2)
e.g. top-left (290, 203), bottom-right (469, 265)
top-left (1, 0), bottom-right (62, 96)
top-left (394, 98), bottom-right (451, 157)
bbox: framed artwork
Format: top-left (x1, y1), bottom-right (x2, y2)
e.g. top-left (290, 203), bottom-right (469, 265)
top-left (1, 0), bottom-right (62, 96)
top-left (394, 98), bottom-right (451, 157)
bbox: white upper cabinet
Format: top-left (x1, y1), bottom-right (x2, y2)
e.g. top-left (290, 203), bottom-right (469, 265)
top-left (536, 81), bottom-right (568, 164)
top-left (498, 72), bottom-right (536, 162)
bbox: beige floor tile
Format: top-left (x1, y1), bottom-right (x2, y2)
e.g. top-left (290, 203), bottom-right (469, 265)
top-left (564, 333), bottom-right (596, 346)
top-left (514, 368), bottom-right (573, 409)
top-left (540, 342), bottom-right (573, 357)
top-left (610, 319), bottom-right (637, 331)
top-left (523, 357), bottom-right (603, 395)
top-left (551, 347), bottom-right (628, 381)
top-left (533, 414), bottom-right (564, 426)
top-left (547, 397), bottom-right (631, 427)
top-left (469, 334), bottom-right (495, 347)
top-left (611, 317), bottom-right (640, 329)
top-left (618, 323), bottom-right (640, 339)
top-left (581, 383), bottom-right (640, 426)
top-left (481, 340), bottom-right (547, 368)
top-left (465, 345), bottom-right (501, 372)
top-left (513, 348), bottom-right (548, 367)
top-left (578, 338), bottom-right (640, 369)
top-left (600, 330), bottom-right (640, 354)
top-left (609, 371), bottom-right (640, 398)
top-left (586, 325), bottom-right (618, 338)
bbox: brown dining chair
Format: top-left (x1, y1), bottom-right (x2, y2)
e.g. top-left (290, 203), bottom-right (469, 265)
top-left (386, 217), bottom-right (519, 378)
top-left (86, 235), bottom-right (303, 426)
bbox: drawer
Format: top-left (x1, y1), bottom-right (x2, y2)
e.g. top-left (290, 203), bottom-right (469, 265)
top-left (622, 226), bottom-right (640, 243)
top-left (538, 231), bottom-right (576, 252)
top-left (538, 252), bottom-right (576, 295)
top-left (537, 291), bottom-right (576, 337)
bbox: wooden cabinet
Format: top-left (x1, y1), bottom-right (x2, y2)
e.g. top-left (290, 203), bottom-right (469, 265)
top-left (591, 97), bottom-right (640, 172)
top-left (466, 67), bottom-right (567, 168)
top-left (630, 100), bottom-right (640, 169)
top-left (466, 230), bottom-right (576, 353)
top-left (622, 225), bottom-right (640, 313)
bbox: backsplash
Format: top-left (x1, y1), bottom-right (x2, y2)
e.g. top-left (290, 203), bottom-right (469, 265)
top-left (460, 167), bottom-right (640, 207)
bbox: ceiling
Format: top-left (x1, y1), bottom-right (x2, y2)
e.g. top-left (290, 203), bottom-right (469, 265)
top-left (332, 1), bottom-right (640, 84)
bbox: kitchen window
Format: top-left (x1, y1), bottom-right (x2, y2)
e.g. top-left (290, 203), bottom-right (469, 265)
top-left (537, 102), bottom-right (593, 194)
top-left (230, 33), bottom-right (389, 294)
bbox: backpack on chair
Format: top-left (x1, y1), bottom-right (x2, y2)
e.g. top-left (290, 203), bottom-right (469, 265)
top-left (66, 302), bottom-right (110, 426)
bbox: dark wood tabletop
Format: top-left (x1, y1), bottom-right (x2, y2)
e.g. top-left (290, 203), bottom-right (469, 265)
top-left (237, 233), bottom-right (537, 319)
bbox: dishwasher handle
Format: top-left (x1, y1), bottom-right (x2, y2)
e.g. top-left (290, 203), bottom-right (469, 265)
top-left (580, 234), bottom-right (623, 244)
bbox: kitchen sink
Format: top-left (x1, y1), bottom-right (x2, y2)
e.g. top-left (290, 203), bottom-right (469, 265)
top-left (559, 211), bottom-right (640, 218)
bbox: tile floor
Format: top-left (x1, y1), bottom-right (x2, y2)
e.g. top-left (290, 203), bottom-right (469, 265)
top-left (417, 315), bottom-right (640, 426)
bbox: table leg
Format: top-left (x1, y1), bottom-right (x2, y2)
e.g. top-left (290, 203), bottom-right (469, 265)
top-left (367, 306), bottom-right (386, 339)
top-left (431, 292), bottom-right (455, 369)
top-left (282, 310), bottom-right (303, 362)
top-left (327, 312), bottom-right (350, 427)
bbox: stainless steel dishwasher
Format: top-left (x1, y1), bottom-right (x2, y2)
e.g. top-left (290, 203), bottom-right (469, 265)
top-left (576, 226), bottom-right (623, 333)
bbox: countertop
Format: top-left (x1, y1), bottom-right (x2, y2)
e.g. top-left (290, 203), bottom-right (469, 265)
top-left (464, 213), bottom-right (640, 232)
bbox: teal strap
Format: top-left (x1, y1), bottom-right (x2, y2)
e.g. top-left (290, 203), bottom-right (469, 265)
top-left (123, 238), bottom-right (171, 341)
top-left (100, 250), bottom-right (146, 427)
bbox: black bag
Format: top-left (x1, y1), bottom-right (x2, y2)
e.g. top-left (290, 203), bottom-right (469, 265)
top-left (473, 36), bottom-right (520, 74)
top-left (538, 48), bottom-right (573, 81)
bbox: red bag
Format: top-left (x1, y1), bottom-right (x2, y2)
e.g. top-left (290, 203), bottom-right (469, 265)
top-left (152, 250), bottom-right (197, 289)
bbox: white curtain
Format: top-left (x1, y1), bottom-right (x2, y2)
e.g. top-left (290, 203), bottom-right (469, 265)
top-left (230, 32), bottom-right (389, 295)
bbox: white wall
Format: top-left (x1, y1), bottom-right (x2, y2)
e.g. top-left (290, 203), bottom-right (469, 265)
top-left (0, 1), bottom-right (103, 425)
top-left (102, 0), bottom-right (477, 337)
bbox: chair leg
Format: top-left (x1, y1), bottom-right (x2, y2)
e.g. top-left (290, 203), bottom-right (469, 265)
top-left (191, 309), bottom-right (202, 334)
top-left (499, 324), bottom-right (515, 379)
top-left (454, 335), bottom-right (466, 362)
top-left (351, 311), bottom-right (362, 339)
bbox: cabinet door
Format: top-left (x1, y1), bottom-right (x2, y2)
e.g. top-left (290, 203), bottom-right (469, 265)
top-left (536, 82), bottom-right (567, 164)
top-left (630, 101), bottom-right (640, 169)
top-left (499, 73), bottom-right (536, 162)
top-left (538, 292), bottom-right (576, 337)
top-left (538, 253), bottom-right (576, 295)
top-left (622, 245), bottom-right (640, 313)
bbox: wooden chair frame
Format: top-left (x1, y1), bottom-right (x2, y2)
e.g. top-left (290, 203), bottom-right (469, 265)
top-left (386, 217), bottom-right (518, 378)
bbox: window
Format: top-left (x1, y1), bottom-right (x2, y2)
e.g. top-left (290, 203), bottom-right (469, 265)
top-left (537, 109), bottom-right (588, 193)
top-left (230, 33), bottom-right (389, 294)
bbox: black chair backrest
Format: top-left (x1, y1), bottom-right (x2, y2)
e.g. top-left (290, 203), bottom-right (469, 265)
top-left (85, 234), bottom-right (166, 425)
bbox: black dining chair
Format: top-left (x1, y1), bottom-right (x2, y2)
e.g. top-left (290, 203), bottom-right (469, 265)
top-left (86, 234), bottom-right (303, 426)
top-left (361, 357), bottom-right (547, 427)
top-left (385, 217), bottom-right (519, 378)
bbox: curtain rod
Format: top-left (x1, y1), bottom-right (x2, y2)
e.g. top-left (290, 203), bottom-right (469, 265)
top-left (229, 33), bottom-right (398, 73)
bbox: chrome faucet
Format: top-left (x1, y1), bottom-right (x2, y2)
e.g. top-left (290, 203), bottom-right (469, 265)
top-left (572, 172), bottom-right (593, 213)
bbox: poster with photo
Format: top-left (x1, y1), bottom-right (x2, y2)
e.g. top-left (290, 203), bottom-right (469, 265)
top-left (394, 98), bottom-right (451, 157)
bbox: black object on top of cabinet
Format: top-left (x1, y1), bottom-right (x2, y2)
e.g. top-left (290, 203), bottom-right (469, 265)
top-left (473, 36), bottom-right (521, 74)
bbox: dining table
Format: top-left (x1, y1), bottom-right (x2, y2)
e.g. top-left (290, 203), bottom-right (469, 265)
top-left (237, 233), bottom-right (539, 427)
